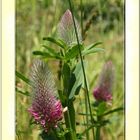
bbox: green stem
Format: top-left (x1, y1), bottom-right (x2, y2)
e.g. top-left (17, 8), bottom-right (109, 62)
top-left (85, 92), bottom-right (89, 140)
top-left (95, 115), bottom-right (101, 140)
top-left (64, 112), bottom-right (71, 140)
top-left (52, 129), bottom-right (60, 140)
top-left (68, 101), bottom-right (76, 131)
top-left (68, 0), bottom-right (95, 139)
top-left (80, 0), bottom-right (84, 37)
top-left (53, 128), bottom-right (66, 140)
top-left (95, 127), bottom-right (100, 140)
top-left (68, 105), bottom-right (77, 139)
top-left (64, 107), bottom-right (76, 140)
top-left (80, 1), bottom-right (89, 139)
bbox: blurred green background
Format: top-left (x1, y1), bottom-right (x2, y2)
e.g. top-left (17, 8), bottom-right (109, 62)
top-left (16, 0), bottom-right (124, 139)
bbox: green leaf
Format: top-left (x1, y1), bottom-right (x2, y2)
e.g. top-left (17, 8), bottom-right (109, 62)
top-left (65, 44), bottom-right (83, 60)
top-left (33, 51), bottom-right (52, 57)
top-left (58, 90), bottom-right (66, 105)
top-left (100, 107), bottom-right (124, 117)
top-left (42, 44), bottom-right (64, 59)
top-left (82, 47), bottom-right (104, 56)
top-left (84, 42), bottom-right (102, 51)
top-left (42, 44), bottom-right (58, 55)
top-left (43, 37), bottom-right (66, 49)
top-left (40, 130), bottom-right (57, 140)
top-left (62, 63), bottom-right (71, 94)
top-left (79, 123), bottom-right (105, 137)
top-left (16, 87), bottom-right (30, 96)
top-left (97, 102), bottom-right (107, 116)
top-left (33, 51), bottom-right (62, 59)
top-left (69, 61), bottom-right (88, 99)
top-left (16, 71), bottom-right (31, 86)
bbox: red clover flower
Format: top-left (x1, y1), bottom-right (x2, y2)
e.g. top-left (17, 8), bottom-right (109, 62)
top-left (93, 61), bottom-right (115, 102)
top-left (28, 60), bottom-right (63, 132)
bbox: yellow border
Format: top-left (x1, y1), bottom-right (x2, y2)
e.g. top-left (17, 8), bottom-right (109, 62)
top-left (125, 0), bottom-right (139, 139)
top-left (0, 0), bottom-right (2, 139)
top-left (2, 0), bottom-right (15, 140)
top-left (1, 0), bottom-right (139, 140)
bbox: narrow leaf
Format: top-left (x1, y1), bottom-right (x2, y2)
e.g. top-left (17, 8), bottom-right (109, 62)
top-left (80, 124), bottom-right (103, 137)
top-left (33, 51), bottom-right (62, 59)
top-left (42, 44), bottom-right (58, 55)
top-left (82, 48), bottom-right (104, 56)
top-left (16, 87), bottom-right (30, 96)
top-left (100, 107), bottom-right (123, 117)
top-left (16, 71), bottom-right (31, 86)
top-left (43, 37), bottom-right (65, 49)
top-left (85, 42), bottom-right (102, 51)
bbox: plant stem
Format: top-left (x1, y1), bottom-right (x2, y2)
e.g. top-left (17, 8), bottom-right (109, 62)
top-left (95, 115), bottom-right (101, 140)
top-left (53, 128), bottom-right (66, 140)
top-left (85, 92), bottom-right (89, 140)
top-left (80, 0), bottom-right (84, 37)
top-left (95, 127), bottom-right (100, 140)
top-left (64, 107), bottom-right (76, 140)
top-left (68, 101), bottom-right (76, 131)
top-left (80, 1), bottom-right (89, 139)
top-left (68, 105), bottom-right (77, 139)
top-left (68, 0), bottom-right (95, 139)
top-left (52, 129), bottom-right (60, 140)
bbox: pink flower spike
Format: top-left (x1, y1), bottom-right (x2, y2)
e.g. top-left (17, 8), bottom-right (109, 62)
top-left (28, 60), bottom-right (63, 132)
top-left (93, 61), bottom-right (115, 102)
top-left (57, 9), bottom-right (82, 45)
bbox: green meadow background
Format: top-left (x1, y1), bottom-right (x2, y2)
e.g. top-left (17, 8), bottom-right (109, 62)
top-left (16, 0), bottom-right (124, 139)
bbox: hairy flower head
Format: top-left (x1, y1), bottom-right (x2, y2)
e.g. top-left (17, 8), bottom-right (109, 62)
top-left (93, 61), bottom-right (115, 102)
top-left (57, 9), bottom-right (82, 45)
top-left (28, 60), bottom-right (63, 132)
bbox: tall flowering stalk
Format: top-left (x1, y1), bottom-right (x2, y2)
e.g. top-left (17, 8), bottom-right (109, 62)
top-left (93, 61), bottom-right (115, 102)
top-left (57, 9), bottom-right (82, 45)
top-left (28, 60), bottom-right (63, 132)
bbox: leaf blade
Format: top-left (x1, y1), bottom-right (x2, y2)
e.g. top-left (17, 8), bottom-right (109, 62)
top-left (43, 37), bottom-right (66, 49)
top-left (65, 44), bottom-right (83, 60)
top-left (16, 87), bottom-right (30, 96)
top-left (33, 51), bottom-right (63, 59)
top-left (16, 71), bottom-right (31, 86)
top-left (82, 48), bottom-right (104, 56)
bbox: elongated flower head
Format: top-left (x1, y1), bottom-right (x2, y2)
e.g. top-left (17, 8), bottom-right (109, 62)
top-left (93, 61), bottom-right (115, 102)
top-left (57, 9), bottom-right (82, 45)
top-left (28, 60), bottom-right (63, 132)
